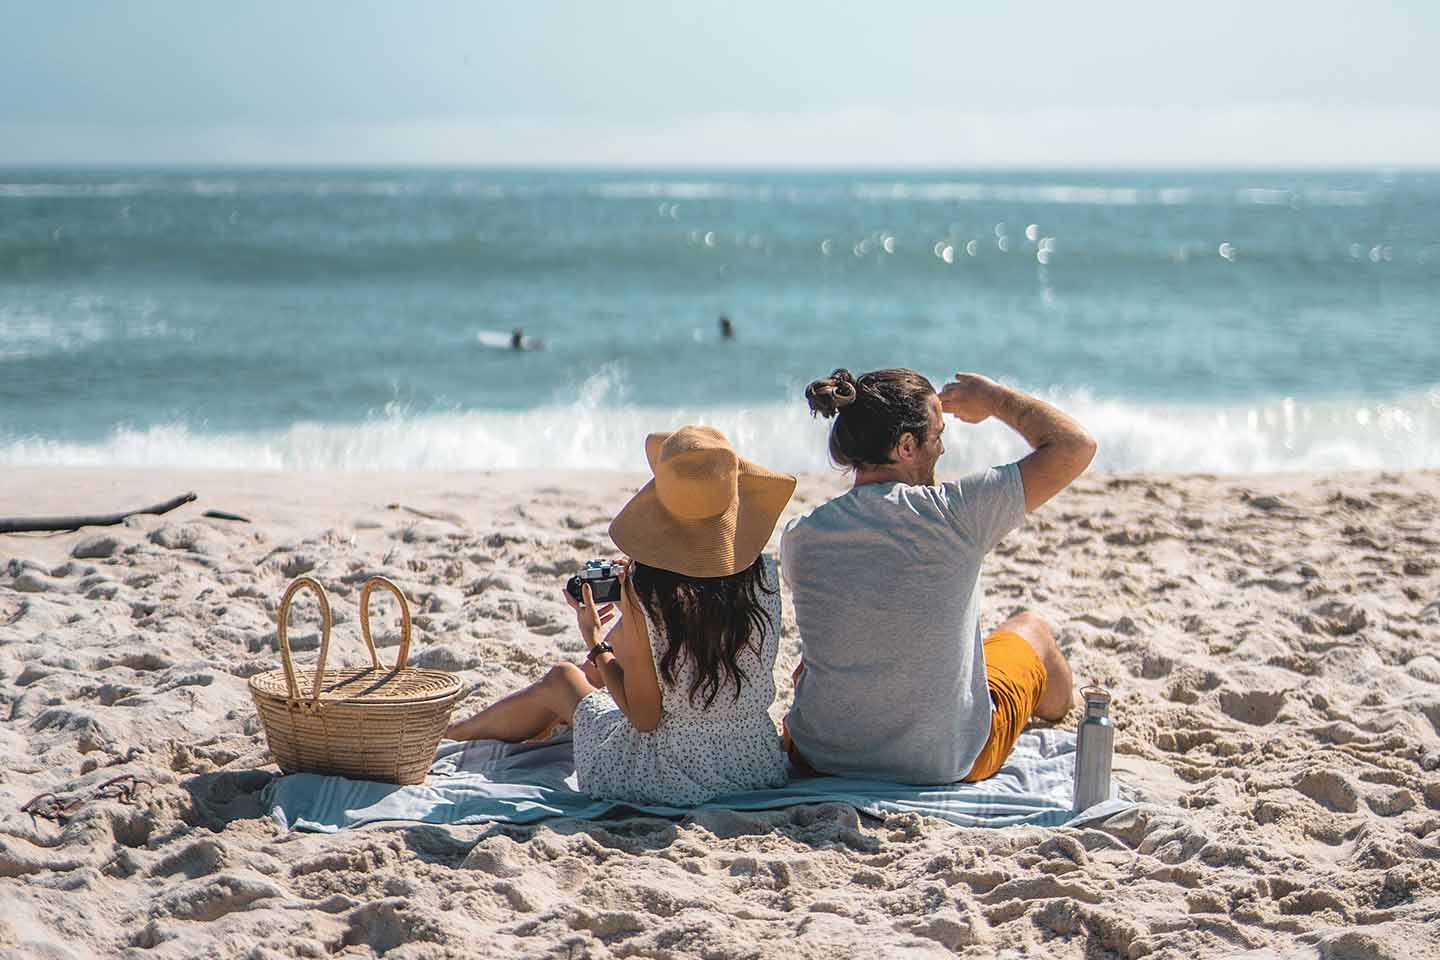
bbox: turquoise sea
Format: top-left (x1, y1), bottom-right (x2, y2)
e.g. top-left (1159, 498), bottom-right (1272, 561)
top-left (1, 169), bottom-right (1436, 474)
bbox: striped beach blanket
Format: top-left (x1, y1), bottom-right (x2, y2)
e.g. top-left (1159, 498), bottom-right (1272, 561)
top-left (264, 727), bottom-right (1134, 833)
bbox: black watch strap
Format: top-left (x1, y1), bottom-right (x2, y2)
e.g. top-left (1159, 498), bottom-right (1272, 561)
top-left (585, 640), bottom-right (614, 665)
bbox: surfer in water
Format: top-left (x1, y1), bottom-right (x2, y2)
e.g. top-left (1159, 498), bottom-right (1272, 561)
top-left (719, 315), bottom-right (735, 340)
top-left (495, 328), bottom-right (545, 351)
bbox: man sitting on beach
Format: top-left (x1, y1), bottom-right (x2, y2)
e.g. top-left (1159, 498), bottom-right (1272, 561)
top-left (781, 368), bottom-right (1097, 783)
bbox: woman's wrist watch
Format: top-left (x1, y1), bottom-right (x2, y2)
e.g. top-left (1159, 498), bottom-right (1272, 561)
top-left (585, 640), bottom-right (614, 665)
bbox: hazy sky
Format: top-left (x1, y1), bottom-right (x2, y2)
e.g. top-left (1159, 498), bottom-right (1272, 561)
top-left (3, 1), bottom-right (1437, 167)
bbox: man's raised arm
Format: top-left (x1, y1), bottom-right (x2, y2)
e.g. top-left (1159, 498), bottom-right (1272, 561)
top-left (939, 373), bottom-right (1097, 512)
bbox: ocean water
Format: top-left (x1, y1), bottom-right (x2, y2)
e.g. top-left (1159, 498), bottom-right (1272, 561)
top-left (1, 168), bottom-right (1437, 475)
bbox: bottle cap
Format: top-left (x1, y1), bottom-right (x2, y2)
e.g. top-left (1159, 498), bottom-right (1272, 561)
top-left (1081, 684), bottom-right (1111, 719)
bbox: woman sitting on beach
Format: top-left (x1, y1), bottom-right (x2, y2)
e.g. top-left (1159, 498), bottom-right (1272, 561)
top-left (445, 426), bottom-right (796, 806)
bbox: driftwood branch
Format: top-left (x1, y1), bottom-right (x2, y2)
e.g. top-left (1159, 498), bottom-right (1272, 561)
top-left (386, 503), bottom-right (466, 526)
top-left (0, 492), bottom-right (197, 534)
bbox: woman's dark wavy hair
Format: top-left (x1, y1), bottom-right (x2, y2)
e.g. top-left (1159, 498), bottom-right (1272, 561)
top-left (805, 367), bottom-right (936, 469)
top-left (629, 557), bottom-right (775, 709)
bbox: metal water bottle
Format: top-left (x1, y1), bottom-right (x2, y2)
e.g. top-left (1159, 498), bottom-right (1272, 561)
top-left (1073, 685), bottom-right (1114, 811)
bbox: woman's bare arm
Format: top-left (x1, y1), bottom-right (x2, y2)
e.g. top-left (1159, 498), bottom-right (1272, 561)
top-left (578, 562), bottom-right (663, 731)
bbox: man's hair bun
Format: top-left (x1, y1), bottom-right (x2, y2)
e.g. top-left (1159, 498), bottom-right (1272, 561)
top-left (804, 369), bottom-right (859, 420)
top-left (801, 367), bottom-right (936, 469)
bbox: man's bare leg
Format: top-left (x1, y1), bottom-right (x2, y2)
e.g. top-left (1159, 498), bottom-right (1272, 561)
top-left (996, 610), bottom-right (1075, 722)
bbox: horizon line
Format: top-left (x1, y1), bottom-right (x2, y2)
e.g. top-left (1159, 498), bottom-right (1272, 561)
top-left (3, 162), bottom-right (1439, 174)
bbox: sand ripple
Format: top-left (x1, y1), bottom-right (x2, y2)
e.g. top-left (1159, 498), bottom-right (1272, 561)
top-left (1, 468), bottom-right (1438, 957)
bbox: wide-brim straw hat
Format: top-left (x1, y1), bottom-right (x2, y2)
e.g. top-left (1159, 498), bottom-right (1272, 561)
top-left (609, 426), bottom-right (797, 579)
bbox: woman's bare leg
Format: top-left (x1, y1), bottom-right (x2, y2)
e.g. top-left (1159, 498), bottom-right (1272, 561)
top-left (445, 663), bottom-right (597, 742)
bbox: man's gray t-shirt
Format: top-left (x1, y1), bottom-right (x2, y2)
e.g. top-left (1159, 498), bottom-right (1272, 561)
top-left (780, 463), bottom-right (1027, 784)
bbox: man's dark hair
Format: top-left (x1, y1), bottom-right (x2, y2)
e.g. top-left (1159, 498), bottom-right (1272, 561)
top-left (805, 367), bottom-right (936, 469)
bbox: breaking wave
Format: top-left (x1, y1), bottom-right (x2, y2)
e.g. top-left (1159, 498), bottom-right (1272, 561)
top-left (2, 387), bottom-right (1435, 475)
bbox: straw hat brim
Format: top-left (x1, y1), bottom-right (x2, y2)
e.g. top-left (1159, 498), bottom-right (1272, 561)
top-left (609, 458), bottom-right (796, 579)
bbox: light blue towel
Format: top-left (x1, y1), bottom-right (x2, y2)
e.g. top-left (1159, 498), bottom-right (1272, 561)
top-left (264, 728), bottom-right (1133, 833)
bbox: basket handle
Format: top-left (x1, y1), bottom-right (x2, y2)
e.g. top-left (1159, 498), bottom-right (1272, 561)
top-left (359, 576), bottom-right (412, 670)
top-left (277, 576), bottom-right (333, 703)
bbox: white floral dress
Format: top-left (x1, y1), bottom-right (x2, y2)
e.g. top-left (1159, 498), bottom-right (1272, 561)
top-left (572, 555), bottom-right (787, 806)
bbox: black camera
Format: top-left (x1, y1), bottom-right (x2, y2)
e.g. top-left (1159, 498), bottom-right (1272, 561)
top-left (565, 559), bottom-right (622, 604)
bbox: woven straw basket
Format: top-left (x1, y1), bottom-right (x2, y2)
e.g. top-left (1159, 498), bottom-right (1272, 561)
top-left (248, 576), bottom-right (463, 785)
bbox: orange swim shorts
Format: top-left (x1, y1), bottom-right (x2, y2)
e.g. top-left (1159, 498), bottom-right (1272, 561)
top-left (962, 630), bottom-right (1050, 782)
top-left (783, 629), bottom-right (1050, 782)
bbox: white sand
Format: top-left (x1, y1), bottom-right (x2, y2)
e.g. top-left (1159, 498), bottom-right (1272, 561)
top-left (2, 467), bottom-right (1438, 959)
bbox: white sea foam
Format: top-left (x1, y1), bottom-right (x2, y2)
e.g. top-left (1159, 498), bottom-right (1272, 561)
top-left (1304, 188), bottom-right (1372, 207)
top-left (587, 181), bottom-right (770, 200)
top-left (0, 177), bottom-right (1376, 209)
top-left (0, 179), bottom-right (430, 200)
top-left (0, 182), bottom-right (147, 199)
top-left (849, 182), bottom-right (1195, 206)
top-left (0, 305), bottom-right (108, 360)
top-left (0, 299), bottom-right (189, 361)
top-left (3, 387), bottom-right (1436, 475)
